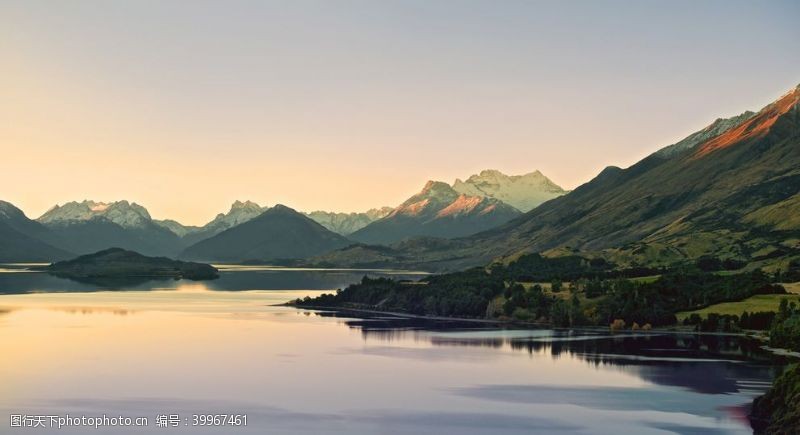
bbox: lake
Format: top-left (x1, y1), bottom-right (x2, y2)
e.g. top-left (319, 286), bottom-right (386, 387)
top-left (0, 266), bottom-right (784, 434)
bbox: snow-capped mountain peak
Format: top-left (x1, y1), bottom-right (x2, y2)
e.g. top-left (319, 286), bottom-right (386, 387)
top-left (206, 200), bottom-right (266, 229)
top-left (38, 200), bottom-right (152, 228)
top-left (304, 206), bottom-right (393, 236)
top-left (391, 181), bottom-right (459, 217)
top-left (452, 169), bottom-right (566, 212)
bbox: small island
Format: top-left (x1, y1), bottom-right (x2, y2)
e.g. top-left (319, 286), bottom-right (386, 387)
top-left (38, 248), bottom-right (219, 281)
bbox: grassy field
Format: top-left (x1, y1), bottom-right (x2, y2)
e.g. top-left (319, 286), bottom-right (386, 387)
top-left (629, 275), bottom-right (660, 284)
top-left (676, 294), bottom-right (800, 321)
top-left (783, 282), bottom-right (800, 294)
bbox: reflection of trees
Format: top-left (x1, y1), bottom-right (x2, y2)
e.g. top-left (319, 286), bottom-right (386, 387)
top-left (322, 309), bottom-right (784, 395)
top-left (508, 333), bottom-right (781, 394)
top-left (57, 307), bottom-right (134, 316)
top-left (53, 275), bottom-right (168, 289)
top-left (430, 337), bottom-right (504, 348)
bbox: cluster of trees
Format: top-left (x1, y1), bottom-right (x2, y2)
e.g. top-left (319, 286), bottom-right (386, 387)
top-left (751, 363), bottom-right (800, 433)
top-left (769, 298), bottom-right (800, 352)
top-left (294, 267), bottom-right (505, 318)
top-left (495, 254), bottom-right (613, 282)
top-left (751, 297), bottom-right (800, 434)
top-left (295, 253), bottom-right (787, 329)
top-left (596, 269), bottom-right (785, 327)
top-left (500, 283), bottom-right (585, 326)
top-left (775, 259), bottom-right (800, 283)
top-left (494, 253), bottom-right (663, 282)
top-left (682, 311), bottom-right (776, 332)
top-left (694, 256), bottom-right (746, 272)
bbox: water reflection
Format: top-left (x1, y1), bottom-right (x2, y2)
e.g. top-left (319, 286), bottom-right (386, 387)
top-left (309, 309), bottom-right (783, 396)
top-left (0, 280), bottom-right (784, 434)
top-left (0, 267), bottom-right (425, 294)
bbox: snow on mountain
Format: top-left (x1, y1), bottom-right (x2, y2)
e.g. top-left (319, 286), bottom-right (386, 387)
top-left (172, 200), bottom-right (268, 244)
top-left (693, 85), bottom-right (800, 158)
top-left (349, 180), bottom-right (521, 245)
top-left (452, 169), bottom-right (567, 212)
top-left (38, 200), bottom-right (153, 228)
top-left (205, 200), bottom-right (266, 230)
top-left (653, 111), bottom-right (757, 159)
top-left (436, 194), bottom-right (487, 218)
top-left (391, 181), bottom-right (460, 217)
top-left (305, 207), bottom-right (392, 235)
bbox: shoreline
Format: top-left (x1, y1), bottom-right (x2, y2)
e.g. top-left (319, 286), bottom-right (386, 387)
top-left (283, 303), bottom-right (800, 356)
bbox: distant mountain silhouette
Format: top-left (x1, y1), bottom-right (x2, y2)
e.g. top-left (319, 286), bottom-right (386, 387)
top-left (167, 200), bottom-right (267, 246)
top-left (180, 205), bottom-right (352, 262)
top-left (0, 201), bottom-right (72, 262)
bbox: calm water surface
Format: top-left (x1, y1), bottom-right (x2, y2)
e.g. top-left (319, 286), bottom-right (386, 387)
top-left (0, 266), bottom-right (783, 434)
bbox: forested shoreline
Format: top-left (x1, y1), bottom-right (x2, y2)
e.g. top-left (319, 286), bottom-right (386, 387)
top-left (291, 252), bottom-right (800, 433)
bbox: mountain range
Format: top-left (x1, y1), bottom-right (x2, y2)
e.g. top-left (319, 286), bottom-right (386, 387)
top-left (37, 200), bottom-right (183, 257)
top-left (180, 205), bottom-right (352, 262)
top-left (158, 200), bottom-right (267, 246)
top-left (304, 207), bottom-right (393, 236)
top-left (349, 181), bottom-right (523, 245)
top-left (1, 167), bottom-right (562, 263)
top-left (324, 83), bottom-right (800, 271)
top-left (4, 84), bottom-right (797, 269)
top-left (155, 201), bottom-right (393, 240)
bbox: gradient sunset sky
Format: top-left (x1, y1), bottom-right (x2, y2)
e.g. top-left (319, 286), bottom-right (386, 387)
top-left (2, 0), bottom-right (799, 225)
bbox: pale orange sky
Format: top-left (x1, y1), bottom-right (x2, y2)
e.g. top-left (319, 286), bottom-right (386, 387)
top-left (2, 1), bottom-right (799, 225)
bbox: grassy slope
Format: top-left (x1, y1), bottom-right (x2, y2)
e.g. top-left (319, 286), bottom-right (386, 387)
top-left (676, 294), bottom-right (800, 321)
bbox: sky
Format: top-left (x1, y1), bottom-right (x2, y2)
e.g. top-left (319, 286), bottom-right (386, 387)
top-left (1, 0), bottom-right (799, 226)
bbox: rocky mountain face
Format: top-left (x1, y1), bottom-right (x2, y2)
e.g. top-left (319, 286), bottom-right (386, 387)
top-left (452, 169), bottom-right (567, 212)
top-left (0, 200), bottom-right (72, 262)
top-left (37, 200), bottom-right (182, 257)
top-left (653, 111), bottom-right (757, 158)
top-left (349, 181), bottom-right (522, 245)
top-left (180, 205), bottom-right (352, 262)
top-left (305, 207), bottom-right (393, 235)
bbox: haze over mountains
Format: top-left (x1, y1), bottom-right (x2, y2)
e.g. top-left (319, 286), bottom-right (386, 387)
top-left (3, 84), bottom-right (798, 269)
